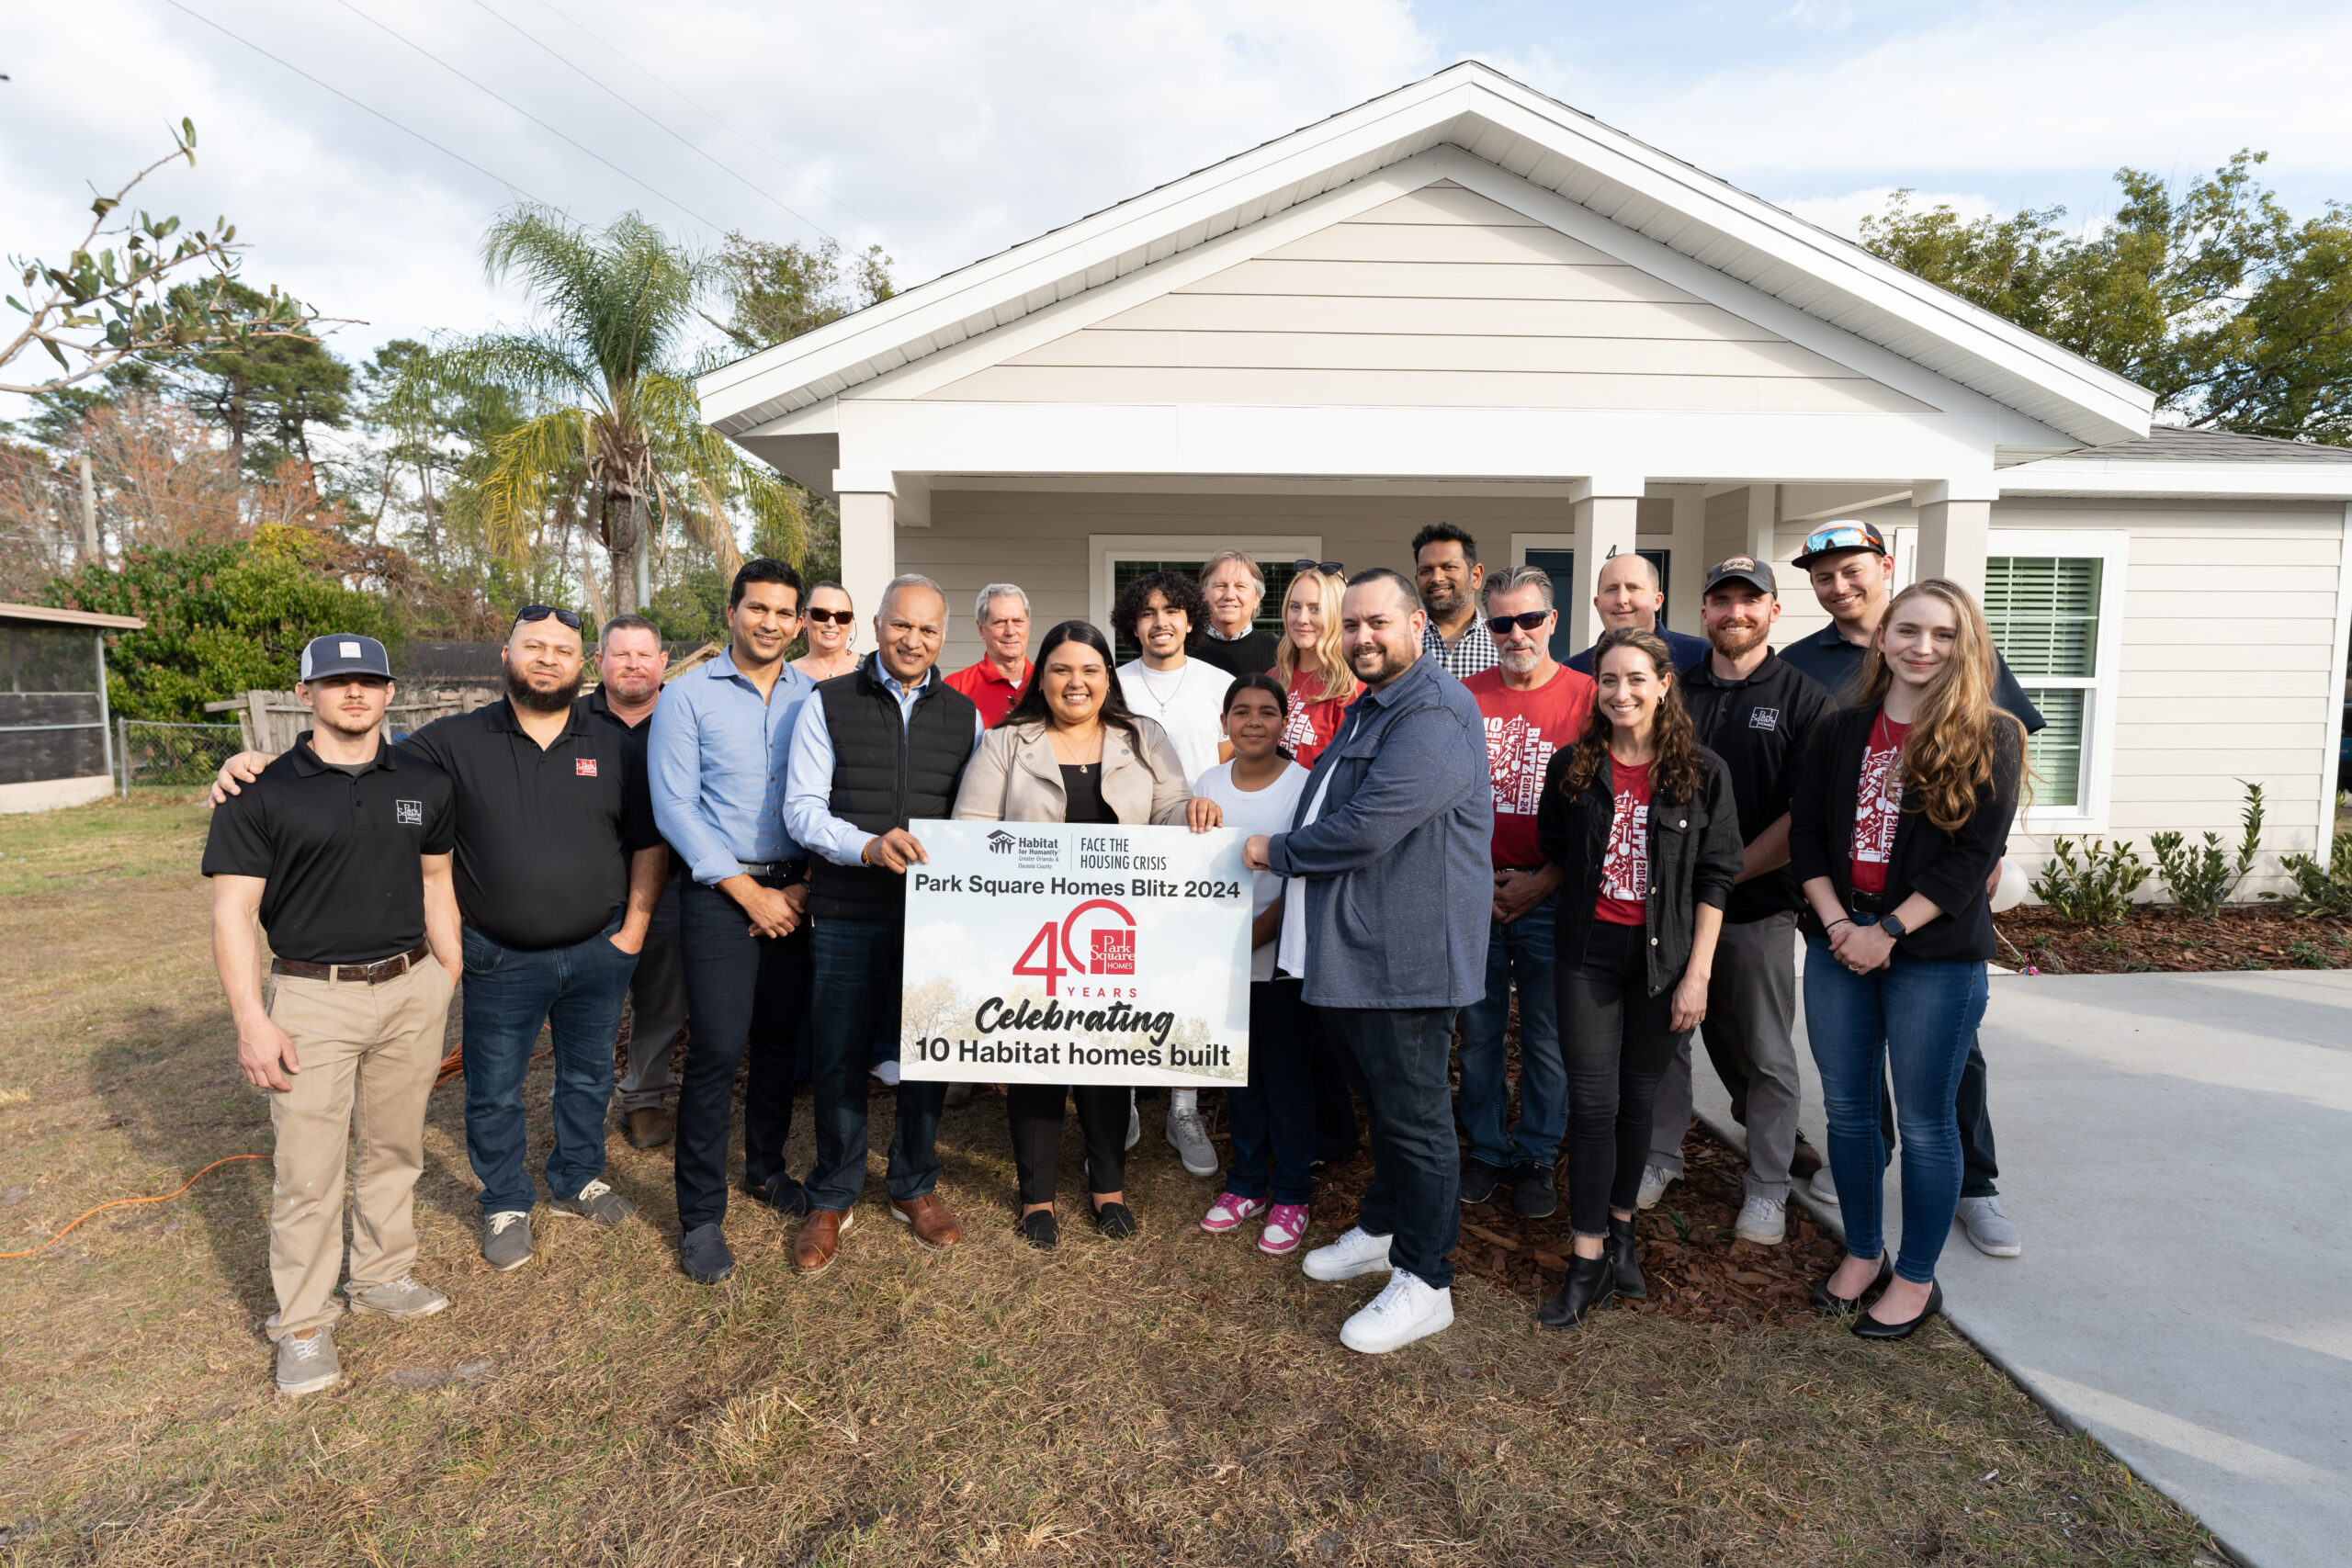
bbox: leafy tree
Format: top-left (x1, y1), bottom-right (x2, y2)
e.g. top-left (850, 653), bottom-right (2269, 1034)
top-left (710, 233), bottom-right (894, 352)
top-left (169, 279), bottom-right (354, 477)
top-left (1861, 152), bottom-right (2352, 444)
top-left (401, 208), bottom-right (810, 614)
top-left (43, 525), bottom-right (392, 719)
top-left (358, 338), bottom-right (522, 564)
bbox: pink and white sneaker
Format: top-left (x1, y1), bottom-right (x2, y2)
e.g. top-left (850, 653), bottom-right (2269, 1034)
top-left (1200, 1191), bottom-right (1269, 1234)
top-left (1259, 1203), bottom-right (1310, 1256)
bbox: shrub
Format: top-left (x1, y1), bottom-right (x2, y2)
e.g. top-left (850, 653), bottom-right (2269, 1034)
top-left (2265, 833), bottom-right (2352, 919)
top-left (2030, 837), bottom-right (2148, 925)
top-left (2149, 780), bottom-right (2266, 916)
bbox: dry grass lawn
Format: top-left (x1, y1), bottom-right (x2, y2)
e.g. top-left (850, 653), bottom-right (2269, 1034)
top-left (0, 797), bottom-right (2224, 1566)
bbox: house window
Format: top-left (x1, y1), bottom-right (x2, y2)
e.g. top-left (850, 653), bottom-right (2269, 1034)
top-left (1089, 535), bottom-right (1323, 664)
top-left (1109, 558), bottom-right (1298, 664)
top-left (1983, 533), bottom-right (2126, 822)
top-left (1520, 547), bottom-right (1673, 665)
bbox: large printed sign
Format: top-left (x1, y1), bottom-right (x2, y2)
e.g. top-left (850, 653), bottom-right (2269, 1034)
top-left (899, 818), bottom-right (1252, 1088)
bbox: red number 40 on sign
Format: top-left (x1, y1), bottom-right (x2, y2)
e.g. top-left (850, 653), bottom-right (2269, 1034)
top-left (1012, 898), bottom-right (1136, 996)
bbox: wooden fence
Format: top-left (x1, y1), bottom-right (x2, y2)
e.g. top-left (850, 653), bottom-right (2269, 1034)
top-left (202, 689), bottom-right (497, 753)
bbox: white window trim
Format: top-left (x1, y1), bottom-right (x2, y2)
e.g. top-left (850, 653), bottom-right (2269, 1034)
top-left (1088, 535), bottom-right (1323, 635)
top-left (1986, 526), bottom-right (2131, 835)
top-left (1510, 534), bottom-right (1683, 629)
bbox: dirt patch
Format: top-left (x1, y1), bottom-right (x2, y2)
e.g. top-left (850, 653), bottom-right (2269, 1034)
top-left (1997, 904), bottom-right (2352, 975)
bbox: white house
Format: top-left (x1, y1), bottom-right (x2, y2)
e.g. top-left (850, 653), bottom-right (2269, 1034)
top-left (698, 62), bottom-right (2352, 880)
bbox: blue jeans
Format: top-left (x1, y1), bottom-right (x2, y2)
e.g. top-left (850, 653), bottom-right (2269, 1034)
top-left (459, 915), bottom-right (638, 1216)
top-left (1804, 940), bottom-right (1988, 1284)
top-left (1326, 1006), bottom-right (1459, 1288)
top-left (1225, 977), bottom-right (1317, 1206)
top-left (1456, 894), bottom-right (1565, 1169)
top-left (803, 918), bottom-right (945, 1213)
top-left (675, 876), bottom-right (811, 1232)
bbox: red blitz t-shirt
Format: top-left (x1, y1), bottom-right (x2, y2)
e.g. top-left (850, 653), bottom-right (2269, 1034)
top-left (1850, 710), bottom-right (1912, 894)
top-left (1464, 664), bottom-right (1598, 869)
top-left (1278, 681), bottom-right (1357, 768)
top-left (1595, 758), bottom-right (1653, 926)
top-left (944, 658), bottom-right (1033, 728)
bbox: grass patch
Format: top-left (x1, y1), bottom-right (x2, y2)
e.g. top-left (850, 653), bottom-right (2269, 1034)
top-left (0, 798), bottom-right (2222, 1565)
top-left (0, 793), bottom-right (212, 897)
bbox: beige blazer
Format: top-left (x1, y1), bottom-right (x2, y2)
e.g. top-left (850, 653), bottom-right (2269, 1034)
top-left (952, 717), bottom-right (1193, 826)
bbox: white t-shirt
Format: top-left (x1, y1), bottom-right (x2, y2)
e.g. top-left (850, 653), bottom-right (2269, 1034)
top-left (1193, 759), bottom-right (1309, 983)
top-left (1117, 657), bottom-right (1230, 784)
top-left (1275, 766), bottom-right (1337, 982)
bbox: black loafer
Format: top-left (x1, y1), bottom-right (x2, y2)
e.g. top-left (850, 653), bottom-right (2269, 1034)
top-left (1091, 1201), bottom-right (1137, 1240)
top-left (1853, 1279), bottom-right (1942, 1340)
top-left (745, 1172), bottom-right (813, 1218)
top-left (1510, 1163), bottom-right (1558, 1220)
top-left (1458, 1157), bottom-right (1508, 1206)
top-left (1017, 1210), bottom-right (1059, 1250)
top-left (680, 1223), bottom-right (736, 1285)
top-left (1810, 1255), bottom-right (1894, 1316)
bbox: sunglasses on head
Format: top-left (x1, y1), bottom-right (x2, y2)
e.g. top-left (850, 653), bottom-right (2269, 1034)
top-left (1292, 558), bottom-right (1346, 576)
top-left (1801, 524), bottom-right (1882, 559)
top-left (1487, 610), bottom-right (1553, 636)
top-left (800, 607), bottom-right (853, 625)
top-left (514, 604), bottom-right (582, 629)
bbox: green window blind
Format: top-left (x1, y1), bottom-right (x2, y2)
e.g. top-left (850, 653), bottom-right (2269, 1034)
top-left (1983, 556), bottom-right (2101, 678)
top-left (1110, 558), bottom-right (1297, 663)
top-left (2019, 687), bottom-right (2086, 807)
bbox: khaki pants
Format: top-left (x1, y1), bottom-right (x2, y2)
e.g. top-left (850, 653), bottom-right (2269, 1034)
top-left (265, 958), bottom-right (454, 1340)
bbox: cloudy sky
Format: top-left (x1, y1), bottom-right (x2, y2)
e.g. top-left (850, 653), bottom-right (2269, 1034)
top-left (7, 0), bottom-right (2350, 376)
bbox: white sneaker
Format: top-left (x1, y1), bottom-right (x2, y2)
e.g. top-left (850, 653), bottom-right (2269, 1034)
top-left (1957, 1195), bottom-right (2023, 1258)
top-left (1808, 1168), bottom-right (1840, 1208)
top-left (1636, 1163), bottom-right (1678, 1210)
top-left (1733, 1194), bottom-right (1786, 1246)
top-left (1302, 1224), bottom-right (1393, 1281)
top-left (870, 1057), bottom-right (902, 1087)
top-left (1339, 1268), bottom-right (1454, 1355)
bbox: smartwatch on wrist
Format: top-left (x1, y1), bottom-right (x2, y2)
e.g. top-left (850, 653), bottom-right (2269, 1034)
top-left (1879, 913), bottom-right (1908, 939)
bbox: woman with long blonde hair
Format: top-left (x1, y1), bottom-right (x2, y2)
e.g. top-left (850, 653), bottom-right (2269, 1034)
top-left (1272, 564), bottom-right (1360, 768)
top-left (1789, 577), bottom-right (2025, 1340)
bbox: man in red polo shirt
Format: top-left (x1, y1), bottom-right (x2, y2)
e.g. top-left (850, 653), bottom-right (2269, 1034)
top-left (944, 582), bottom-right (1033, 728)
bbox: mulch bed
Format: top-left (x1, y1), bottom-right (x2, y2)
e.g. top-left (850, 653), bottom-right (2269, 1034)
top-left (1995, 904), bottom-right (2352, 975)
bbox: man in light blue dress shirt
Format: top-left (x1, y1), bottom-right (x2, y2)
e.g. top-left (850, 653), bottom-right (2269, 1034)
top-left (647, 559), bottom-right (818, 1286)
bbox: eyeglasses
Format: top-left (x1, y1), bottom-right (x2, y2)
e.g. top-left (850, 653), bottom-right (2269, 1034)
top-left (1801, 524), bottom-right (1883, 559)
top-left (1291, 559), bottom-right (1346, 577)
top-left (804, 608), bottom-right (852, 626)
top-left (514, 604), bottom-right (582, 629)
top-left (1487, 610), bottom-right (1553, 636)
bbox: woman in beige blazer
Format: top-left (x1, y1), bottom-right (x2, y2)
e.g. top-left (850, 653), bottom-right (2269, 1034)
top-left (953, 619), bottom-right (1214, 1249)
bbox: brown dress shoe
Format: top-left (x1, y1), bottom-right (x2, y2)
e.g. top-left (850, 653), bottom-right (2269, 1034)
top-left (624, 1108), bottom-right (674, 1149)
top-left (889, 1192), bottom-right (962, 1251)
top-left (793, 1209), bottom-right (854, 1275)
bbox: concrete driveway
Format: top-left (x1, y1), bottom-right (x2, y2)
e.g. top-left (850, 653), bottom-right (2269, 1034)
top-left (1690, 964), bottom-right (2352, 1568)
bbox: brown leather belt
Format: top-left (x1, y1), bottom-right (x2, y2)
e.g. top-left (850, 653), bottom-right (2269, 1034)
top-left (271, 942), bottom-right (434, 985)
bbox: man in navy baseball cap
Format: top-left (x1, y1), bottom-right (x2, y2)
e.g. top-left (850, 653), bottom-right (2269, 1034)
top-left (299, 635), bottom-right (393, 682)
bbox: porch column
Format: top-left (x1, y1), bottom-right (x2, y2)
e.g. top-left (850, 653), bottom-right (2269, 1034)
top-left (1912, 476), bottom-right (1996, 596)
top-left (832, 471), bottom-right (899, 634)
top-left (1568, 475), bottom-right (1645, 651)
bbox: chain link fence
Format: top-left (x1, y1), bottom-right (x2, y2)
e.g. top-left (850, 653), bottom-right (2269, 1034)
top-left (117, 719), bottom-right (244, 795)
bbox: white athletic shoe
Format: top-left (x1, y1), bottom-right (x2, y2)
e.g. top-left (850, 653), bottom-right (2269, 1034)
top-left (1301, 1224), bottom-right (1393, 1282)
top-left (1636, 1163), bottom-right (1679, 1210)
top-left (1808, 1168), bottom-right (1840, 1208)
top-left (870, 1057), bottom-right (902, 1087)
top-left (1339, 1268), bottom-right (1453, 1355)
top-left (1733, 1194), bottom-right (1787, 1246)
top-left (1957, 1195), bottom-right (2023, 1258)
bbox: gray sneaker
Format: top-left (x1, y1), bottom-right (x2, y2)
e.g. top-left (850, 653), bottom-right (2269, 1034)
top-left (547, 1179), bottom-right (635, 1226)
top-left (1125, 1093), bottom-right (1141, 1151)
top-left (1165, 1105), bottom-right (1217, 1178)
top-left (482, 1209), bottom-right (534, 1271)
top-left (275, 1326), bottom-right (341, 1395)
top-left (1635, 1163), bottom-right (1679, 1210)
top-left (346, 1275), bottom-right (450, 1319)
top-left (1957, 1195), bottom-right (2022, 1258)
top-left (1732, 1194), bottom-right (1786, 1246)
top-left (1808, 1167), bottom-right (1840, 1208)
top-left (943, 1080), bottom-right (977, 1109)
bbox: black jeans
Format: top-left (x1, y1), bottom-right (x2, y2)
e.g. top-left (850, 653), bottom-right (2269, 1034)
top-left (1225, 977), bottom-right (1317, 1205)
top-left (1875, 1033), bottom-right (2000, 1197)
top-left (1561, 919), bottom-right (1686, 1238)
top-left (674, 875), bottom-right (810, 1232)
top-left (1325, 1005), bottom-right (1458, 1288)
top-left (1005, 1084), bottom-right (1129, 1205)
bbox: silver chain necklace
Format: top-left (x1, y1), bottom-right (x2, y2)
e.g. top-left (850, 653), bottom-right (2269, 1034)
top-left (1131, 660), bottom-right (1189, 720)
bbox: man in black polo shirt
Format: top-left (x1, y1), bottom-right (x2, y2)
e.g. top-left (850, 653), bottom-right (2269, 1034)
top-left (204, 635), bottom-right (460, 1396)
top-left (1779, 519), bottom-right (2039, 1259)
top-left (216, 607), bottom-right (668, 1273)
top-left (1641, 559), bottom-right (1834, 1245)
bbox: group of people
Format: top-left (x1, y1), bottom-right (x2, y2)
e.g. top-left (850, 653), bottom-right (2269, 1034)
top-left (205, 512), bottom-right (2030, 1392)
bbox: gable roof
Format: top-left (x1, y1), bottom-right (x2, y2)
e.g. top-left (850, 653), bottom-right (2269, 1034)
top-left (697, 62), bottom-right (2154, 449)
top-left (2064, 427), bottom-right (2352, 465)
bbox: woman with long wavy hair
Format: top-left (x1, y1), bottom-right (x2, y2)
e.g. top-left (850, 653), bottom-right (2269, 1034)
top-left (1533, 628), bottom-right (1744, 1329)
top-left (1789, 578), bottom-right (2025, 1340)
top-left (1272, 565), bottom-right (1360, 768)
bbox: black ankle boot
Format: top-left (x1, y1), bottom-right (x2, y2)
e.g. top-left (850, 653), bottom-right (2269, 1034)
top-left (1539, 1242), bottom-right (1618, 1329)
top-left (1607, 1213), bottom-right (1646, 1300)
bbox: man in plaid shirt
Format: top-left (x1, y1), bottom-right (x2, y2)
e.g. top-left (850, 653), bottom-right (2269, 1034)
top-left (1413, 523), bottom-right (1498, 680)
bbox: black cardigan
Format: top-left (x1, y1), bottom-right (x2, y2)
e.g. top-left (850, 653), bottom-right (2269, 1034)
top-left (1535, 748), bottom-right (1746, 998)
top-left (1787, 705), bottom-right (2022, 963)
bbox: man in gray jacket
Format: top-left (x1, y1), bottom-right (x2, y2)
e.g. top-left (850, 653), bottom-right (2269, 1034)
top-left (1244, 568), bottom-right (1491, 1355)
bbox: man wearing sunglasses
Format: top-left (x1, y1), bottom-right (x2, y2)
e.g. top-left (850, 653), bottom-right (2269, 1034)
top-left (213, 603), bottom-right (668, 1274)
top-left (1456, 567), bottom-right (1595, 1221)
top-left (1780, 517), bottom-right (2041, 1260)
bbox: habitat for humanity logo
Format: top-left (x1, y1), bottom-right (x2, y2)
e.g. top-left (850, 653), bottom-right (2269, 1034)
top-left (989, 829), bottom-right (1061, 870)
top-left (987, 830), bottom-right (1016, 855)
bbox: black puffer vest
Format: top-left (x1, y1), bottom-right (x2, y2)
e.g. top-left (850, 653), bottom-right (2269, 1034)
top-left (808, 660), bottom-right (978, 922)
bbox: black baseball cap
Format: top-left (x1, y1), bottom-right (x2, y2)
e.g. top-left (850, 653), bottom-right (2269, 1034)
top-left (298, 634), bottom-right (392, 682)
top-left (1792, 518), bottom-right (1891, 569)
top-left (1702, 556), bottom-right (1777, 595)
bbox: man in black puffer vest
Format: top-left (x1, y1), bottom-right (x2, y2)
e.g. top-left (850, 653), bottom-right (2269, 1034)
top-left (783, 574), bottom-right (979, 1274)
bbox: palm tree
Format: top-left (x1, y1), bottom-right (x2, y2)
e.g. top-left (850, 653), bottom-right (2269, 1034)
top-left (401, 207), bottom-right (806, 615)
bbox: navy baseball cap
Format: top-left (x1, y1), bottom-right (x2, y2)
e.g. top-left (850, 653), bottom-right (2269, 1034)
top-left (1792, 518), bottom-right (1891, 569)
top-left (1702, 556), bottom-right (1777, 594)
top-left (299, 634), bottom-right (392, 682)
